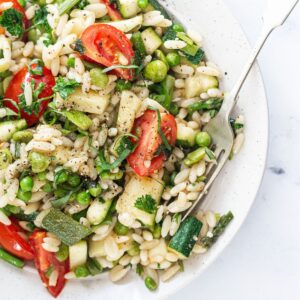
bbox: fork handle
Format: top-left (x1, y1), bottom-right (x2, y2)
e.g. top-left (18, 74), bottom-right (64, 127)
top-left (220, 27), bottom-right (274, 118)
top-left (221, 0), bottom-right (299, 118)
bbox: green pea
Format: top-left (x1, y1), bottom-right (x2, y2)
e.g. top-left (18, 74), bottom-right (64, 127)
top-left (55, 244), bottom-right (69, 262)
top-left (29, 151), bottom-right (50, 173)
top-left (20, 176), bottom-right (34, 192)
top-left (183, 148), bottom-right (206, 166)
top-left (37, 172), bottom-right (46, 181)
top-left (68, 174), bottom-right (81, 187)
top-left (172, 23), bottom-right (185, 32)
top-left (42, 182), bottom-right (53, 193)
top-left (144, 276), bottom-right (157, 291)
top-left (153, 224), bottom-right (161, 239)
top-left (114, 221), bottom-right (129, 236)
top-left (75, 266), bottom-right (90, 278)
top-left (127, 241), bottom-right (140, 256)
top-left (0, 149), bottom-right (12, 170)
top-left (12, 130), bottom-right (33, 143)
top-left (88, 184), bottom-right (102, 198)
top-left (115, 79), bottom-right (132, 92)
top-left (55, 170), bottom-right (69, 184)
top-left (166, 52), bottom-right (181, 67)
top-left (76, 191), bottom-right (91, 205)
top-left (17, 190), bottom-right (32, 203)
top-left (138, 0), bottom-right (148, 9)
top-left (144, 60), bottom-right (168, 83)
top-left (195, 132), bottom-right (212, 147)
top-left (67, 57), bottom-right (75, 68)
top-left (90, 68), bottom-right (109, 89)
top-left (28, 29), bottom-right (40, 44)
top-left (37, 0), bottom-right (46, 6)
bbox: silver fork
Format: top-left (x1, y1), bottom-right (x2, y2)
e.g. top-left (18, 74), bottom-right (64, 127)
top-left (183, 0), bottom-right (299, 220)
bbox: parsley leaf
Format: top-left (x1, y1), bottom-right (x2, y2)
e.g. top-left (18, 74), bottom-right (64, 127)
top-left (53, 77), bottom-right (81, 100)
top-left (183, 48), bottom-right (205, 65)
top-left (31, 6), bottom-right (55, 46)
top-left (134, 195), bottom-right (157, 214)
top-left (0, 8), bottom-right (24, 38)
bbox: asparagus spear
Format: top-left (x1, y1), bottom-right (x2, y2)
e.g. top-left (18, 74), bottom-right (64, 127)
top-left (200, 211), bottom-right (234, 248)
top-left (188, 98), bottom-right (223, 113)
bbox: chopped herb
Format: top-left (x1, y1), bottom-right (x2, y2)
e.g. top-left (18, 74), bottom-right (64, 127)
top-left (134, 194), bottom-right (157, 214)
top-left (136, 264), bottom-right (144, 277)
top-left (102, 64), bottom-right (139, 74)
top-left (73, 39), bottom-right (85, 55)
top-left (200, 211), bottom-right (234, 248)
top-left (53, 76), bottom-right (81, 100)
top-left (204, 147), bottom-right (216, 160)
top-left (0, 8), bottom-right (24, 38)
top-left (28, 6), bottom-right (54, 46)
top-left (183, 48), bottom-right (205, 65)
top-left (75, 0), bottom-right (89, 9)
top-left (18, 80), bottom-right (50, 116)
top-left (28, 59), bottom-right (44, 76)
top-left (156, 109), bottom-right (172, 152)
top-left (96, 136), bottom-right (136, 173)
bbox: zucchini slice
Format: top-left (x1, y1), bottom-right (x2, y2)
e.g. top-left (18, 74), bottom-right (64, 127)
top-left (176, 122), bottom-right (198, 147)
top-left (116, 175), bottom-right (164, 227)
top-left (0, 119), bottom-right (27, 142)
top-left (117, 90), bottom-right (142, 134)
top-left (69, 240), bottom-right (87, 270)
top-left (141, 28), bottom-right (163, 55)
top-left (42, 209), bottom-right (92, 246)
top-left (87, 199), bottom-right (113, 226)
top-left (185, 74), bottom-right (219, 98)
top-left (168, 216), bottom-right (202, 259)
top-left (117, 0), bottom-right (141, 18)
top-left (63, 88), bottom-right (110, 115)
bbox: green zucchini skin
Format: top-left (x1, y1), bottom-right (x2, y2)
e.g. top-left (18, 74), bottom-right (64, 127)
top-left (168, 216), bottom-right (202, 258)
top-left (42, 208), bottom-right (92, 246)
top-left (148, 0), bottom-right (170, 19)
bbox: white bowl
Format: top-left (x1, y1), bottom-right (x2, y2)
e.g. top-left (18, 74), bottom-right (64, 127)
top-left (0, 0), bottom-right (268, 299)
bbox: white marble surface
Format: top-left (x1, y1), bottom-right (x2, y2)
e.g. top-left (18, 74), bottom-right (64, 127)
top-left (172, 1), bottom-right (300, 299)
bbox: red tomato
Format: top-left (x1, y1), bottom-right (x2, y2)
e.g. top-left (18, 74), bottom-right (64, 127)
top-left (79, 24), bottom-right (135, 80)
top-left (29, 230), bottom-right (69, 298)
top-left (99, 0), bottom-right (123, 21)
top-left (127, 110), bottom-right (177, 176)
top-left (0, 218), bottom-right (34, 260)
top-left (4, 66), bottom-right (55, 126)
top-left (0, 0), bottom-right (29, 33)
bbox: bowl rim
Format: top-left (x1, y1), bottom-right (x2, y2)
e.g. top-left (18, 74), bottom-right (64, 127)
top-left (157, 2), bottom-right (270, 299)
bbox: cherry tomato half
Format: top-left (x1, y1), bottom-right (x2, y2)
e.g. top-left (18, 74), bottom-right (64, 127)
top-left (4, 66), bottom-right (55, 127)
top-left (0, 0), bottom-right (29, 34)
top-left (79, 24), bottom-right (135, 80)
top-left (0, 218), bottom-right (34, 260)
top-left (29, 230), bottom-right (69, 298)
top-left (127, 110), bottom-right (177, 176)
top-left (99, 0), bottom-right (123, 21)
